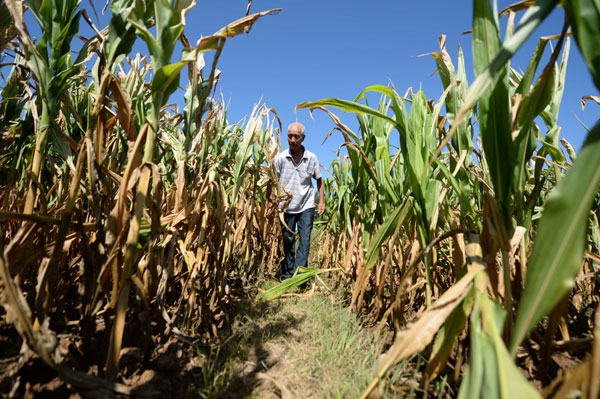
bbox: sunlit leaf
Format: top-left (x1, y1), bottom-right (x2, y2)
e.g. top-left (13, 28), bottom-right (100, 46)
top-left (564, 0), bottom-right (600, 90)
top-left (510, 120), bottom-right (600, 352)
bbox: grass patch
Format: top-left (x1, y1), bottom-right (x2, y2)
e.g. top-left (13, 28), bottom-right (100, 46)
top-left (285, 293), bottom-right (417, 398)
top-left (287, 294), bottom-right (384, 398)
top-left (201, 280), bottom-right (413, 398)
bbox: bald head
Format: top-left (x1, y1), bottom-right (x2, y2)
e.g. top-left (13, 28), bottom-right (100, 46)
top-left (288, 122), bottom-right (305, 137)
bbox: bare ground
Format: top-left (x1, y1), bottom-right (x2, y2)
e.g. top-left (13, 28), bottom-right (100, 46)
top-left (0, 284), bottom-right (340, 399)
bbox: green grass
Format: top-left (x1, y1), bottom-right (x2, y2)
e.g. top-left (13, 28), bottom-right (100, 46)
top-left (287, 294), bottom-right (384, 398)
top-left (199, 280), bottom-right (413, 398)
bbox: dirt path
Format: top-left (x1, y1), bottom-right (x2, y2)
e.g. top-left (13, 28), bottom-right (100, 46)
top-left (210, 288), bottom-right (318, 399)
top-left (227, 296), bottom-right (309, 398)
top-left (210, 283), bottom-right (388, 399)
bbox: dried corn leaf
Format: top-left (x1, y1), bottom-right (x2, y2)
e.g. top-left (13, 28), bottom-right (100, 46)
top-left (196, 9), bottom-right (281, 51)
top-left (362, 254), bottom-right (484, 399)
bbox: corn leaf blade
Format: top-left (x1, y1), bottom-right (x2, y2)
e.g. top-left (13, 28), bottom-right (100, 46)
top-left (459, 287), bottom-right (541, 399)
top-left (473, 0), bottom-right (513, 226)
top-left (564, 0), bottom-right (600, 90)
top-left (510, 120), bottom-right (600, 352)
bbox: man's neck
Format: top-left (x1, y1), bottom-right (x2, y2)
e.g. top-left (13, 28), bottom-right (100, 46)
top-left (290, 146), bottom-right (304, 161)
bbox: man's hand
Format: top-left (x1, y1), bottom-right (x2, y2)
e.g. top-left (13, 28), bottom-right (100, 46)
top-left (317, 200), bottom-right (325, 216)
top-left (316, 177), bottom-right (325, 216)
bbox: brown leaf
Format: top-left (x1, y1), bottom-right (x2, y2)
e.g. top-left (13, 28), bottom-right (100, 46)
top-left (581, 95), bottom-right (600, 111)
top-left (196, 9), bottom-right (281, 51)
top-left (499, 0), bottom-right (536, 16)
top-left (362, 257), bottom-right (484, 398)
top-left (109, 78), bottom-right (137, 141)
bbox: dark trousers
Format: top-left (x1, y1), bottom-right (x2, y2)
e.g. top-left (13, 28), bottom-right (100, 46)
top-left (280, 208), bottom-right (315, 279)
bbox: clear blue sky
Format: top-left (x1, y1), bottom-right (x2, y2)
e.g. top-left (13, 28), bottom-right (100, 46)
top-left (187, 1), bottom-right (598, 169)
top-left (22, 1), bottom-right (600, 170)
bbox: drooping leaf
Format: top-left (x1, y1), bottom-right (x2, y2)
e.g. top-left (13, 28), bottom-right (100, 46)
top-left (196, 8), bottom-right (281, 51)
top-left (458, 290), bottom-right (541, 399)
top-left (564, 0), bottom-right (600, 90)
top-left (363, 199), bottom-right (411, 271)
top-left (425, 287), bottom-right (475, 382)
top-left (510, 120), bottom-right (600, 352)
top-left (362, 260), bottom-right (485, 399)
top-left (257, 267), bottom-right (338, 301)
top-left (297, 97), bottom-right (399, 131)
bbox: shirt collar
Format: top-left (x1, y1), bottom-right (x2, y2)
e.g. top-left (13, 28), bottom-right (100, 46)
top-left (284, 146), bottom-right (307, 160)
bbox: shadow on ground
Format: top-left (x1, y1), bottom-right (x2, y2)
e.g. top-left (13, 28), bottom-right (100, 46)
top-left (210, 298), bottom-right (305, 399)
top-left (0, 292), bottom-right (304, 399)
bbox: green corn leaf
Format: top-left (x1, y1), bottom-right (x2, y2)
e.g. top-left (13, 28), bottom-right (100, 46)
top-left (456, 41), bottom-right (469, 99)
top-left (375, 159), bottom-right (399, 205)
top-left (354, 84), bottom-right (408, 133)
top-left (297, 97), bottom-right (399, 136)
top-left (515, 36), bottom-right (548, 97)
top-left (405, 89), bottom-right (444, 232)
top-left (54, 10), bottom-right (81, 58)
top-left (537, 125), bottom-right (564, 164)
top-left (34, 36), bottom-right (50, 67)
top-left (151, 60), bottom-right (188, 108)
top-left (424, 179), bottom-right (443, 229)
top-left (369, 100), bottom-right (394, 167)
top-left (510, 120), bottom-right (600, 353)
top-left (104, 0), bottom-right (137, 65)
top-left (564, 0), bottom-right (600, 90)
top-left (473, 0), bottom-right (514, 229)
top-left (440, 0), bottom-right (559, 179)
top-left (517, 54), bottom-right (556, 128)
top-left (48, 125), bottom-right (73, 163)
top-left (459, 287), bottom-right (541, 399)
top-left (155, 0), bottom-right (197, 67)
top-left (512, 36), bottom-right (563, 195)
top-left (257, 267), bottom-right (338, 301)
top-left (129, 0), bottom-right (197, 71)
top-left (434, 158), bottom-right (480, 227)
top-left (406, 90), bottom-right (427, 179)
top-left (363, 199), bottom-right (412, 271)
top-left (458, 319), bottom-right (483, 398)
top-left (0, 55), bottom-right (28, 129)
top-left (541, 36), bottom-right (570, 128)
top-left (430, 40), bottom-right (474, 163)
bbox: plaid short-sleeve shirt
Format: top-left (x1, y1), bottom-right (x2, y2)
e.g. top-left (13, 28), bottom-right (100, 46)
top-left (273, 148), bottom-right (321, 214)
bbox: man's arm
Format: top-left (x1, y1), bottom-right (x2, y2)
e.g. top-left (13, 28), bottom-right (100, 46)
top-left (316, 177), bottom-right (325, 216)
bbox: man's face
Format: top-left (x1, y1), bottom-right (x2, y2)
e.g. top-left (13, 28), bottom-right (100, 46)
top-left (288, 127), bottom-right (304, 151)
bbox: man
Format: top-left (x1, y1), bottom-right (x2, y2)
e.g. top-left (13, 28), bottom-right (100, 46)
top-left (270, 122), bottom-right (325, 280)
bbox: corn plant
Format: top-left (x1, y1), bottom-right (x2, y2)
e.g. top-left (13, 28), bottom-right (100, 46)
top-left (298, 0), bottom-right (599, 397)
top-left (6, 0), bottom-right (91, 214)
top-left (0, 1), bottom-right (282, 396)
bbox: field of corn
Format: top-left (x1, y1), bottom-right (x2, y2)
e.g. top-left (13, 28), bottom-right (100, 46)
top-left (1, 0), bottom-right (599, 398)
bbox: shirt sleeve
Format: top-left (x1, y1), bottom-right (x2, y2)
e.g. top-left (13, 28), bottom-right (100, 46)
top-left (274, 156), bottom-right (281, 178)
top-left (312, 156), bottom-right (321, 179)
